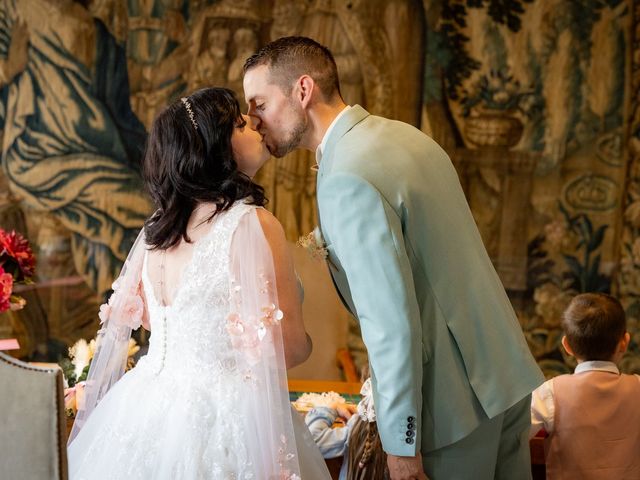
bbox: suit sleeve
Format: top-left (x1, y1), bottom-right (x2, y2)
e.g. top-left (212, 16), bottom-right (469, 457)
top-left (318, 172), bottom-right (423, 456)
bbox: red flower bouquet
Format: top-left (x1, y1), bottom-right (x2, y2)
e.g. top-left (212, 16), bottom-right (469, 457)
top-left (0, 228), bottom-right (35, 314)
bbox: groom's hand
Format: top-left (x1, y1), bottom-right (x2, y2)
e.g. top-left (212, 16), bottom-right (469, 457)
top-left (387, 453), bottom-right (429, 480)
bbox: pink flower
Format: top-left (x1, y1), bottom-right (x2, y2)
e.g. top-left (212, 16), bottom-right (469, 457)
top-left (261, 303), bottom-right (284, 326)
top-left (118, 294), bottom-right (144, 330)
top-left (98, 303), bottom-right (112, 324)
top-left (99, 279), bottom-right (144, 330)
top-left (226, 312), bottom-right (262, 364)
top-left (64, 382), bottom-right (86, 415)
top-left (0, 266), bottom-right (13, 314)
top-left (226, 312), bottom-right (244, 332)
top-left (64, 388), bottom-right (77, 413)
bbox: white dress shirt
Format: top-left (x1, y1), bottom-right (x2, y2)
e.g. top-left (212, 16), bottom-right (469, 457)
top-left (315, 105), bottom-right (352, 165)
top-left (530, 361), bottom-right (640, 438)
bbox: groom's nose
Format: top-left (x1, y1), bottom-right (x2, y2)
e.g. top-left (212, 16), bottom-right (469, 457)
top-left (247, 114), bottom-right (260, 131)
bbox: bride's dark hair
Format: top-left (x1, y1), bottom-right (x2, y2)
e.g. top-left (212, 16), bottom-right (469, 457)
top-left (142, 87), bottom-right (266, 250)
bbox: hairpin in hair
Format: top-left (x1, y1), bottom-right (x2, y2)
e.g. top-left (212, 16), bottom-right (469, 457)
top-left (181, 97), bottom-right (198, 130)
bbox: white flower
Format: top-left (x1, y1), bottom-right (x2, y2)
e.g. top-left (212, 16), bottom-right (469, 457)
top-left (69, 339), bottom-right (91, 380)
top-left (293, 391), bottom-right (346, 411)
top-left (297, 226), bottom-right (328, 261)
top-left (357, 378), bottom-right (376, 423)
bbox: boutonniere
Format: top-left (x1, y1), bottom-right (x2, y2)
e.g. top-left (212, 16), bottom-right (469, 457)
top-left (297, 226), bottom-right (328, 262)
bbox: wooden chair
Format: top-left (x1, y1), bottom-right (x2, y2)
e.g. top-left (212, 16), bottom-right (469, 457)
top-left (336, 347), bottom-right (360, 383)
top-left (0, 352), bottom-right (68, 479)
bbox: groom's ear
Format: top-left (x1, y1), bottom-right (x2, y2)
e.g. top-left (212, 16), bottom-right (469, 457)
top-left (295, 75), bottom-right (315, 109)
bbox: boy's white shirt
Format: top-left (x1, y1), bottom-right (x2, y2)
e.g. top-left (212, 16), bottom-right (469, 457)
top-left (530, 361), bottom-right (640, 439)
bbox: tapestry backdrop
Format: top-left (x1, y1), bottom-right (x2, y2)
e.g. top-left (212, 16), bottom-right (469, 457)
top-left (0, 0), bottom-right (638, 377)
top-left (422, 0), bottom-right (638, 376)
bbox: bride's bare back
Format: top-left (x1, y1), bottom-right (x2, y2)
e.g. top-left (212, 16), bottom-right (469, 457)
top-left (145, 203), bottom-right (219, 307)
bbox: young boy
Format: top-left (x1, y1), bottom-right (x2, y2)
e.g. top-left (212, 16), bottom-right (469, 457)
top-left (530, 293), bottom-right (640, 479)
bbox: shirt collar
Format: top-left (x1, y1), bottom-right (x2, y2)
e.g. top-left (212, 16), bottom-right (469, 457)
top-left (315, 105), bottom-right (351, 165)
top-left (574, 360), bottom-right (620, 375)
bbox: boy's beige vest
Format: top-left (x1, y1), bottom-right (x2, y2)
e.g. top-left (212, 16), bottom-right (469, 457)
top-left (545, 371), bottom-right (640, 480)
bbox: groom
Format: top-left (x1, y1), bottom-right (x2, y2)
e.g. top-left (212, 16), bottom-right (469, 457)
top-left (243, 36), bottom-right (544, 480)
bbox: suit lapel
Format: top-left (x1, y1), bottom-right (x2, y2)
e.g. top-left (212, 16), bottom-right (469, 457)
top-left (316, 105), bottom-right (370, 182)
top-left (314, 105), bottom-right (369, 318)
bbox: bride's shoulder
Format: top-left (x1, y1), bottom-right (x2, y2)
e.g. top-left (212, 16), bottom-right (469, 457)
top-left (252, 208), bottom-right (286, 246)
top-left (229, 203), bottom-right (285, 242)
top-left (254, 208), bottom-right (284, 235)
top-left (229, 206), bottom-right (287, 258)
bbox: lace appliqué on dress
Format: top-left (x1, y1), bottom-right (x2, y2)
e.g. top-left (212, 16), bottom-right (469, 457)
top-left (226, 274), bottom-right (284, 366)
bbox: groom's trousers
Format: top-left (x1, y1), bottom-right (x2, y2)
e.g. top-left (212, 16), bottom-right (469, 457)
top-left (422, 394), bottom-right (532, 480)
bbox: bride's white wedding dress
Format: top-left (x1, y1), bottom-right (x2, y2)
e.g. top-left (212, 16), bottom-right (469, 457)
top-left (68, 202), bottom-right (330, 479)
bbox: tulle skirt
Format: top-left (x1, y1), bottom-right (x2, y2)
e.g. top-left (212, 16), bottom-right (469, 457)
top-left (68, 361), bottom-right (330, 479)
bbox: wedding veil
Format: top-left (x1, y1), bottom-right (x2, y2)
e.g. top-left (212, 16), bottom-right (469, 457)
top-left (68, 229), bottom-right (146, 443)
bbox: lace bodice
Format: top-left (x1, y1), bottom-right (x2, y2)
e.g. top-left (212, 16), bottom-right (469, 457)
top-left (138, 202), bottom-right (253, 378)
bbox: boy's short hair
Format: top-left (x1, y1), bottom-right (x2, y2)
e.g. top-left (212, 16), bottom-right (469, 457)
top-left (562, 293), bottom-right (626, 361)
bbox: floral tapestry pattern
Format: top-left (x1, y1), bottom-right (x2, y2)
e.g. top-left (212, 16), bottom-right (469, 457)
top-left (422, 0), bottom-right (638, 375)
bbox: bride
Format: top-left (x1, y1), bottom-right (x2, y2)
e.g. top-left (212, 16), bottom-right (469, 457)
top-left (67, 87), bottom-right (331, 479)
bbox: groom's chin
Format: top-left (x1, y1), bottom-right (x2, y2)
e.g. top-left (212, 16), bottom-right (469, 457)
top-left (269, 145), bottom-right (292, 159)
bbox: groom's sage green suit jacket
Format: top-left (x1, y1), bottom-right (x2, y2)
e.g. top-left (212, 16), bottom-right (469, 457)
top-left (316, 106), bottom-right (544, 456)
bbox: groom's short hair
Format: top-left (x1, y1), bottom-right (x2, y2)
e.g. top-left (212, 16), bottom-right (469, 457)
top-left (243, 36), bottom-right (342, 101)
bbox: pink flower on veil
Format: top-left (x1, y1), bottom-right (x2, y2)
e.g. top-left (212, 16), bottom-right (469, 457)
top-left (226, 312), bottom-right (262, 365)
top-left (98, 303), bottom-right (112, 324)
top-left (118, 292), bottom-right (144, 330)
top-left (99, 284), bottom-right (144, 330)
